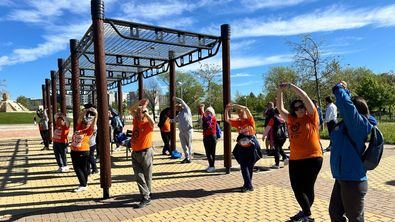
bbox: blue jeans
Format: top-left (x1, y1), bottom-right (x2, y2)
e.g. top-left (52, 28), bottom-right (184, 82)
top-left (53, 142), bottom-right (68, 167)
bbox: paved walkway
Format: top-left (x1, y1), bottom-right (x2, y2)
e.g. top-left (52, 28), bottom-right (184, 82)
top-left (0, 126), bottom-right (394, 221)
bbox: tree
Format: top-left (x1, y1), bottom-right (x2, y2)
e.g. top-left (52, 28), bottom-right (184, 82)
top-left (194, 63), bottom-right (222, 105)
top-left (263, 66), bottom-right (299, 108)
top-left (144, 78), bottom-right (161, 122)
top-left (289, 34), bottom-right (325, 107)
top-left (16, 96), bottom-right (29, 108)
top-left (158, 71), bottom-right (204, 113)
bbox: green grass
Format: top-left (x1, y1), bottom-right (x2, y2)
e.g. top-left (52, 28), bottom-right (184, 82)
top-left (0, 112), bottom-right (36, 124)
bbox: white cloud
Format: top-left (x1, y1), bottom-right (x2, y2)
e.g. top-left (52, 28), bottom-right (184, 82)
top-left (233, 81), bottom-right (255, 87)
top-left (232, 40), bottom-right (256, 51)
top-left (240, 0), bottom-right (310, 10)
top-left (231, 73), bottom-right (252, 78)
top-left (231, 4), bottom-right (395, 38)
top-left (0, 22), bottom-right (90, 69)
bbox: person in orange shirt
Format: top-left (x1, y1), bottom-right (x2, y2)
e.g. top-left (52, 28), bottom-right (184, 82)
top-left (70, 106), bottom-right (97, 193)
top-left (129, 99), bottom-right (155, 208)
top-left (52, 112), bottom-right (70, 173)
top-left (225, 103), bottom-right (262, 193)
top-left (158, 107), bottom-right (171, 155)
top-left (276, 83), bottom-right (323, 222)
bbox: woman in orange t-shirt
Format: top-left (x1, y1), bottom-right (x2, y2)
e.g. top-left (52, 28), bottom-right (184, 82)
top-left (70, 106), bottom-right (97, 193)
top-left (225, 103), bottom-right (262, 193)
top-left (276, 83), bottom-right (323, 222)
top-left (52, 113), bottom-right (70, 173)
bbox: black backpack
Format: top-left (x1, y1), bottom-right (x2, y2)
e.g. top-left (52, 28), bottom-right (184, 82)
top-left (342, 122), bottom-right (384, 171)
top-left (273, 117), bottom-right (288, 140)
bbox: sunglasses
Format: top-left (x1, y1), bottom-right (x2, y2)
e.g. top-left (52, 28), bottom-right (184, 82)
top-left (294, 104), bottom-right (305, 111)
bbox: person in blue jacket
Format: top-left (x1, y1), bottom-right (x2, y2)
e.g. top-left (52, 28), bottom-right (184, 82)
top-left (329, 81), bottom-right (377, 222)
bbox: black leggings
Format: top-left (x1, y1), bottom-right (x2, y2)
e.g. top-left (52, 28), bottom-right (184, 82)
top-left (273, 139), bottom-right (287, 165)
top-left (87, 145), bottom-right (97, 173)
top-left (289, 157), bottom-right (323, 216)
top-left (161, 131), bottom-right (171, 154)
top-left (203, 134), bottom-right (217, 167)
top-left (40, 130), bottom-right (50, 148)
top-left (71, 151), bottom-right (89, 187)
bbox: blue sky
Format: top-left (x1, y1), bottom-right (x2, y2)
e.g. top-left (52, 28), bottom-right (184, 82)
top-left (1, 0), bottom-right (395, 100)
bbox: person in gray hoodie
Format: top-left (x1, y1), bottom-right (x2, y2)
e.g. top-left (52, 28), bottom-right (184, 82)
top-left (172, 97), bottom-right (193, 163)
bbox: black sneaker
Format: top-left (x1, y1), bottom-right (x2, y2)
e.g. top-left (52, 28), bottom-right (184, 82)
top-left (136, 198), bottom-right (151, 208)
top-left (92, 169), bottom-right (99, 174)
top-left (180, 158), bottom-right (191, 164)
top-left (301, 216), bottom-right (315, 222)
top-left (240, 187), bottom-right (253, 193)
top-left (290, 211), bottom-right (305, 221)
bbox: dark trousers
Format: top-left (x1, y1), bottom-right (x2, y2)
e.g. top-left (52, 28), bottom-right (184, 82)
top-left (53, 142), bottom-right (68, 167)
top-left (71, 151), bottom-right (89, 187)
top-left (329, 180), bottom-right (368, 222)
top-left (289, 157), bottom-right (323, 216)
top-left (203, 134), bottom-right (217, 167)
top-left (273, 139), bottom-right (287, 165)
top-left (160, 131), bottom-right (171, 154)
top-left (40, 130), bottom-right (50, 148)
top-left (87, 145), bottom-right (97, 173)
top-left (327, 120), bottom-right (336, 146)
top-left (239, 147), bottom-right (255, 189)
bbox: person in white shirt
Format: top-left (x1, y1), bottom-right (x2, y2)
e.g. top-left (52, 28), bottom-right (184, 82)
top-left (325, 96), bottom-right (337, 151)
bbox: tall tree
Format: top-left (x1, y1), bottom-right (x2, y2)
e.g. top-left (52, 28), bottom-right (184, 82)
top-left (289, 34), bottom-right (325, 107)
top-left (194, 63), bottom-right (222, 105)
top-left (144, 78), bottom-right (162, 122)
top-left (16, 96), bottom-right (29, 108)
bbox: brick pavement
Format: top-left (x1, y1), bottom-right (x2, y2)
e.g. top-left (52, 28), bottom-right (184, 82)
top-left (0, 126), bottom-right (394, 222)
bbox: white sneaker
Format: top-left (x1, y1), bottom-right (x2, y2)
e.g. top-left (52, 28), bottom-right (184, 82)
top-left (74, 185), bottom-right (88, 192)
top-left (61, 166), bottom-right (69, 172)
top-left (284, 158), bottom-right (289, 166)
top-left (271, 164), bottom-right (280, 169)
top-left (207, 167), bottom-right (216, 173)
top-left (114, 146), bottom-right (121, 152)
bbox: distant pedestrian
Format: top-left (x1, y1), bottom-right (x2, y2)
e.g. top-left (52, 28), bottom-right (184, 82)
top-left (110, 107), bottom-right (124, 151)
top-left (325, 96), bottom-right (337, 151)
top-left (129, 99), bottom-right (155, 208)
top-left (70, 106), bottom-right (97, 192)
top-left (33, 116), bottom-right (37, 126)
top-left (329, 81), bottom-right (377, 222)
top-left (225, 103), bottom-right (262, 193)
top-left (172, 97), bottom-right (193, 163)
top-left (276, 83), bottom-right (323, 222)
top-left (158, 107), bottom-right (171, 155)
top-left (263, 102), bottom-right (275, 155)
top-left (262, 108), bottom-right (289, 169)
top-left (198, 104), bottom-right (217, 173)
top-left (37, 108), bottom-right (50, 150)
top-left (52, 112), bottom-right (70, 173)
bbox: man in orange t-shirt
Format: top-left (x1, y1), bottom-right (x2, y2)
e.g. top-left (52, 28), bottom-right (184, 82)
top-left (129, 99), bottom-right (155, 208)
top-left (52, 113), bottom-right (70, 173)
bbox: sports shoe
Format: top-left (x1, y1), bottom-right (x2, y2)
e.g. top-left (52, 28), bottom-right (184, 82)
top-left (290, 211), bottom-right (305, 221)
top-left (56, 167), bottom-right (63, 172)
top-left (91, 169), bottom-right (99, 174)
top-left (41, 146), bottom-right (49, 151)
top-left (300, 216), bottom-right (315, 222)
top-left (241, 187), bottom-right (254, 192)
top-left (180, 158), bottom-right (191, 164)
top-left (61, 166), bottom-right (69, 172)
top-left (284, 158), bottom-right (289, 166)
top-left (136, 198), bottom-right (151, 208)
top-left (271, 164), bottom-right (280, 169)
top-left (73, 185), bottom-right (88, 192)
top-left (113, 146), bottom-right (121, 152)
top-left (206, 167), bottom-right (216, 173)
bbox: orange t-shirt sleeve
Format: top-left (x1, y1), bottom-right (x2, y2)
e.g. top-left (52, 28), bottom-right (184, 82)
top-left (229, 119), bottom-right (240, 128)
top-left (307, 107), bottom-right (319, 125)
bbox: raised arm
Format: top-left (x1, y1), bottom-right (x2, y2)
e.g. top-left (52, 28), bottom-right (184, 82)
top-left (224, 103), bottom-right (232, 123)
top-left (288, 83), bottom-right (315, 115)
top-left (233, 104), bottom-right (253, 119)
top-left (175, 97), bottom-right (191, 113)
top-left (141, 102), bottom-right (154, 127)
top-left (276, 88), bottom-right (290, 121)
